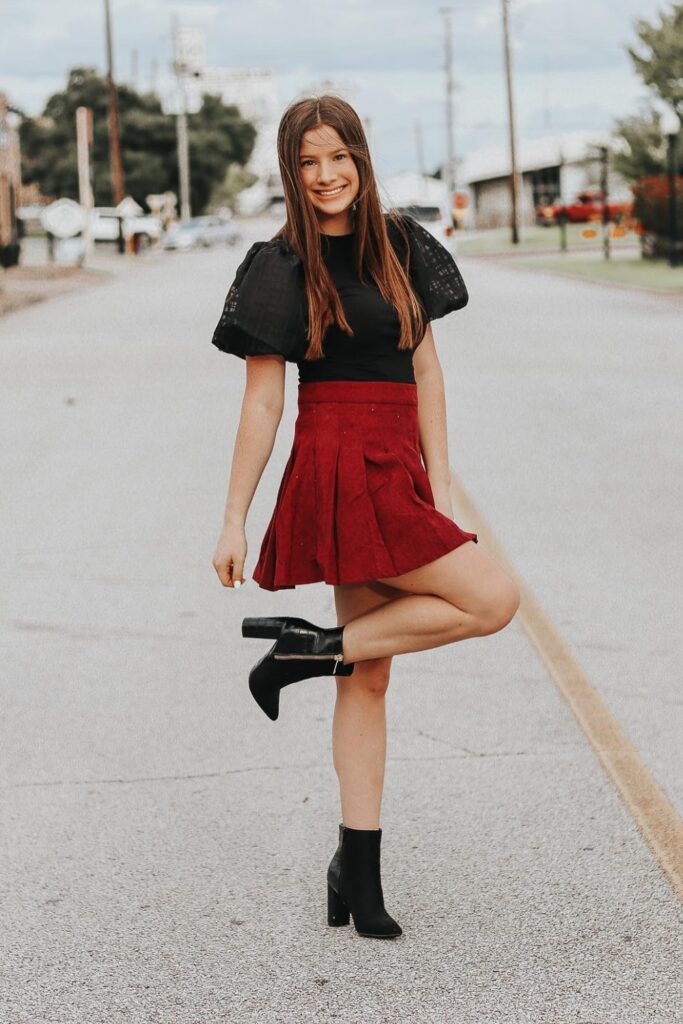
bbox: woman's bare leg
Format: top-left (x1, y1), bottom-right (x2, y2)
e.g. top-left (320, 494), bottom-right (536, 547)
top-left (331, 580), bottom-right (404, 829)
top-left (340, 540), bottom-right (521, 664)
top-left (329, 544), bottom-right (519, 828)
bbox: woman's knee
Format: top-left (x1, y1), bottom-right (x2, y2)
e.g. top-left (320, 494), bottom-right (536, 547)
top-left (476, 578), bottom-right (521, 635)
top-left (344, 656), bottom-right (392, 697)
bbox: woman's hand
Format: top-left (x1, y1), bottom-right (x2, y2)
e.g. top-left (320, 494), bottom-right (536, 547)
top-left (212, 521), bottom-right (248, 587)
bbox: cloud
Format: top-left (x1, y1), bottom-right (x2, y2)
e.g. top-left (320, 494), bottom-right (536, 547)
top-left (1, 0), bottom-right (666, 174)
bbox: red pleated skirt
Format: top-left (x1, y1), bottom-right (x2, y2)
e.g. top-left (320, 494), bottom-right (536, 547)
top-left (251, 380), bottom-right (478, 591)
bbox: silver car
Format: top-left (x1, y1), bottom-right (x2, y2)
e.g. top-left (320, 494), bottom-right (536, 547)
top-left (162, 216), bottom-right (241, 251)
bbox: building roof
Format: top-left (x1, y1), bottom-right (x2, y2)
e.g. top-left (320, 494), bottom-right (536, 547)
top-left (378, 171), bottom-right (448, 208)
top-left (461, 129), bottom-right (612, 185)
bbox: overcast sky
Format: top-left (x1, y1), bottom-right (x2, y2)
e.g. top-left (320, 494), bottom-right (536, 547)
top-left (2, 0), bottom-right (668, 175)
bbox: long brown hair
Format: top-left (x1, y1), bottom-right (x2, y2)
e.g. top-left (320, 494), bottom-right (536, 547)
top-left (273, 95), bottom-right (425, 361)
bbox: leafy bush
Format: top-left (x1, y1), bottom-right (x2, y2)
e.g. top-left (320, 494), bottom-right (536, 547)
top-left (631, 174), bottom-right (683, 257)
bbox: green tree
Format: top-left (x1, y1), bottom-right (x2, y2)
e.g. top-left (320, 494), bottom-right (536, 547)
top-left (613, 106), bottom-right (675, 181)
top-left (186, 92), bottom-right (257, 212)
top-left (628, 3), bottom-right (683, 116)
top-left (19, 67), bottom-right (257, 213)
top-left (612, 3), bottom-right (682, 179)
top-left (209, 162), bottom-right (259, 211)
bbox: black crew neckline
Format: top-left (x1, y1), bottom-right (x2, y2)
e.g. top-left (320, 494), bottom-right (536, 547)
top-left (320, 230), bottom-right (354, 239)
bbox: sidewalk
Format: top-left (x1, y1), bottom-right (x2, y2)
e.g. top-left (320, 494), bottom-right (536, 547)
top-left (0, 235), bottom-right (154, 317)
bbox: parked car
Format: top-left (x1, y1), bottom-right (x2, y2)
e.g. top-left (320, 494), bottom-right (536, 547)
top-left (535, 189), bottom-right (633, 227)
top-left (393, 203), bottom-right (456, 249)
top-left (91, 207), bottom-right (161, 248)
top-left (162, 216), bottom-right (241, 251)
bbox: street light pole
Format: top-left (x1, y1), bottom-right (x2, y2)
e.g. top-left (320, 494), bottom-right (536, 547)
top-left (501, 0), bottom-right (521, 245)
top-left (657, 106), bottom-right (680, 267)
top-left (177, 86), bottom-right (191, 222)
top-left (600, 145), bottom-right (610, 262)
top-left (667, 130), bottom-right (679, 268)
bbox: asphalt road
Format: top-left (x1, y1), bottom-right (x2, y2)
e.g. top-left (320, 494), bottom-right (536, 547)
top-left (1, 221), bottom-right (681, 1023)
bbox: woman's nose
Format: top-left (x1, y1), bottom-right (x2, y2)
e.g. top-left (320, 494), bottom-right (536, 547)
top-left (316, 162), bottom-right (337, 184)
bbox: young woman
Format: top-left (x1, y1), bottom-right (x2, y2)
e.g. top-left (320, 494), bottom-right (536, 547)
top-left (211, 96), bottom-right (520, 940)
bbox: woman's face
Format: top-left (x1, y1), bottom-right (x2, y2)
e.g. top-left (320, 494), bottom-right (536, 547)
top-left (299, 124), bottom-right (360, 230)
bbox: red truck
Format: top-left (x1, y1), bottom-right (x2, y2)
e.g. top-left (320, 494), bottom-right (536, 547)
top-left (536, 188), bottom-right (633, 226)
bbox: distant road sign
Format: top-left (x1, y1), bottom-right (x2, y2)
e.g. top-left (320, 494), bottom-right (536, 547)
top-left (115, 196), bottom-right (144, 218)
top-left (40, 198), bottom-right (88, 238)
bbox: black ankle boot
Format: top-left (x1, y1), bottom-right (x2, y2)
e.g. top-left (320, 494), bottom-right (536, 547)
top-left (327, 823), bottom-right (402, 939)
top-left (241, 616), bottom-right (355, 721)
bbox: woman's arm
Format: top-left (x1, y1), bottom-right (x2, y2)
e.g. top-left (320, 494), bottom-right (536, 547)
top-left (212, 355), bottom-right (286, 587)
top-left (412, 324), bottom-right (454, 519)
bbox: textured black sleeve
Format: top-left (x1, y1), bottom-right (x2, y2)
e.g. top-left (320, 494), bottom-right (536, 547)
top-left (396, 213), bottom-right (469, 321)
top-left (211, 239), bottom-right (308, 361)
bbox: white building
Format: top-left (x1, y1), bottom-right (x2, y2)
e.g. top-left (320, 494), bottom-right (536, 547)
top-left (460, 130), bottom-right (631, 229)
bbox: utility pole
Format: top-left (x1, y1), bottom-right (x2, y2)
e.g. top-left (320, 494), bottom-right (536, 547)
top-left (171, 18), bottom-right (192, 221)
top-left (501, 0), bottom-right (521, 244)
top-left (103, 0), bottom-right (125, 204)
top-left (76, 107), bottom-right (94, 261)
top-left (439, 6), bottom-right (456, 196)
top-left (415, 118), bottom-right (425, 179)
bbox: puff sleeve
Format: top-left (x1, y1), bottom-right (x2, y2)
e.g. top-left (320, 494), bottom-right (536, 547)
top-left (211, 238), bottom-right (308, 361)
top-left (389, 212), bottom-right (469, 321)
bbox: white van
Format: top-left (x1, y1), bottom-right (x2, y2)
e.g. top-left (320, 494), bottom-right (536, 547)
top-left (382, 172), bottom-right (456, 251)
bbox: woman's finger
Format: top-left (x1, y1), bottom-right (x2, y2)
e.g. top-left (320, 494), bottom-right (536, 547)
top-left (232, 558), bottom-right (246, 587)
top-left (213, 558), bottom-right (233, 587)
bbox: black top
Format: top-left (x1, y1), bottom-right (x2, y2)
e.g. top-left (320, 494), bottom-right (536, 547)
top-left (299, 230), bottom-right (415, 383)
top-left (210, 212), bottom-right (469, 383)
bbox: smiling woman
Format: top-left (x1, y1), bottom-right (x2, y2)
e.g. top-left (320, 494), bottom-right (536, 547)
top-left (209, 93), bottom-right (519, 943)
top-left (298, 130), bottom-right (361, 226)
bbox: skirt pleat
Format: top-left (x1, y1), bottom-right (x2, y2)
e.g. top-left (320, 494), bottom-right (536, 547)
top-left (251, 380), bottom-right (478, 591)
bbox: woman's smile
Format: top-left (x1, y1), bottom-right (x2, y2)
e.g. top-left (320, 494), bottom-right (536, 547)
top-left (315, 184), bottom-right (348, 198)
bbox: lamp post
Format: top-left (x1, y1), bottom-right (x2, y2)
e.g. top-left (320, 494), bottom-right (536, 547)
top-left (660, 107), bottom-right (680, 268)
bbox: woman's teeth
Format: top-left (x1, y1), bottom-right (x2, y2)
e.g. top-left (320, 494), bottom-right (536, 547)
top-left (316, 185), bottom-right (346, 197)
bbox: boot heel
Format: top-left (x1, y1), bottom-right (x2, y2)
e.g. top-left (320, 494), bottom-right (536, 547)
top-left (327, 883), bottom-right (350, 927)
top-left (241, 617), bottom-right (284, 639)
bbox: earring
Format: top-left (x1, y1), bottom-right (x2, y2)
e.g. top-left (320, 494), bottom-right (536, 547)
top-left (351, 201), bottom-right (358, 212)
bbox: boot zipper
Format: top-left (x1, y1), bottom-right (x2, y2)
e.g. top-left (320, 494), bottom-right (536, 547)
top-left (272, 628), bottom-right (344, 670)
top-left (273, 652), bottom-right (343, 661)
top-left (273, 652), bottom-right (345, 671)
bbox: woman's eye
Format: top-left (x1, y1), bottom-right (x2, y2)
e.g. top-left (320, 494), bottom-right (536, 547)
top-left (335, 153), bottom-right (347, 160)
